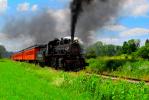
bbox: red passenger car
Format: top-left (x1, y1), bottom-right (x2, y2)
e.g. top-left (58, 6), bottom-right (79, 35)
top-left (11, 52), bottom-right (23, 61)
top-left (23, 48), bottom-right (39, 61)
top-left (11, 45), bottom-right (45, 62)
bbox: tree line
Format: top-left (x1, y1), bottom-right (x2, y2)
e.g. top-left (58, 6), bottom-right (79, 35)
top-left (85, 39), bottom-right (149, 59)
top-left (0, 45), bottom-right (12, 58)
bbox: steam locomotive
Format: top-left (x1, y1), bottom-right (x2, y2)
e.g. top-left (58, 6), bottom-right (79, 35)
top-left (11, 37), bottom-right (88, 70)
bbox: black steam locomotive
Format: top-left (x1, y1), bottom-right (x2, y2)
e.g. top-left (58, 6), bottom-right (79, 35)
top-left (12, 37), bottom-right (88, 70)
top-left (38, 38), bottom-right (87, 70)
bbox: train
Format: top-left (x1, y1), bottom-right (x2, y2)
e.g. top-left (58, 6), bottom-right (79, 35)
top-left (11, 37), bottom-right (88, 70)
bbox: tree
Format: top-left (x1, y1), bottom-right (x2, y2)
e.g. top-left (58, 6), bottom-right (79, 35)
top-left (136, 46), bottom-right (149, 59)
top-left (0, 45), bottom-right (7, 58)
top-left (128, 39), bottom-right (140, 53)
top-left (85, 41), bottom-right (122, 58)
top-left (145, 39), bottom-right (149, 46)
top-left (85, 46), bottom-right (96, 58)
top-left (122, 41), bottom-right (129, 54)
top-left (122, 39), bottom-right (140, 54)
top-left (136, 39), bottom-right (149, 59)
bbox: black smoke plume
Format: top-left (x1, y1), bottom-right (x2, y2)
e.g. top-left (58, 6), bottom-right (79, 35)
top-left (70, 0), bottom-right (125, 43)
top-left (70, 0), bottom-right (92, 42)
top-left (3, 9), bottom-right (70, 48)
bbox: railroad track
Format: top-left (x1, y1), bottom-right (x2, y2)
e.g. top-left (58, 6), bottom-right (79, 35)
top-left (86, 72), bottom-right (149, 85)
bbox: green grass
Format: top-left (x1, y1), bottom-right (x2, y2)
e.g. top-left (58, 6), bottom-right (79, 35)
top-left (86, 57), bottom-right (149, 80)
top-left (111, 60), bottom-right (149, 80)
top-left (0, 59), bottom-right (68, 100)
top-left (62, 75), bottom-right (149, 100)
top-left (0, 59), bottom-right (149, 100)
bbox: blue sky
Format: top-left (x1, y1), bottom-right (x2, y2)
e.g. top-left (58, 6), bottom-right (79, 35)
top-left (0, 0), bottom-right (69, 26)
top-left (0, 0), bottom-right (149, 51)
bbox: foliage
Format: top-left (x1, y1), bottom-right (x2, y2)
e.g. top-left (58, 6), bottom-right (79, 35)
top-left (85, 41), bottom-right (122, 58)
top-left (136, 46), bottom-right (149, 59)
top-left (62, 74), bottom-right (149, 100)
top-left (86, 58), bottom-right (107, 73)
top-left (121, 39), bottom-right (140, 54)
top-left (85, 39), bottom-right (149, 60)
top-left (112, 60), bottom-right (149, 80)
top-left (87, 56), bottom-right (149, 80)
top-left (85, 39), bottom-right (140, 59)
top-left (85, 48), bottom-right (96, 59)
top-left (0, 45), bottom-right (12, 58)
top-left (145, 39), bottom-right (149, 46)
top-left (0, 45), bottom-right (6, 58)
top-left (86, 56), bottom-right (134, 73)
top-left (135, 39), bottom-right (149, 59)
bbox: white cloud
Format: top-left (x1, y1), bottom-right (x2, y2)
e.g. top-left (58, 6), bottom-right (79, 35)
top-left (132, 4), bottom-right (149, 16)
top-left (17, 2), bottom-right (30, 12)
top-left (97, 25), bottom-right (149, 45)
top-left (104, 24), bottom-right (127, 32)
top-left (0, 0), bottom-right (7, 12)
top-left (124, 0), bottom-right (149, 17)
top-left (103, 24), bottom-right (149, 37)
top-left (97, 36), bottom-right (146, 46)
top-left (120, 28), bottom-right (149, 37)
top-left (17, 3), bottom-right (39, 12)
top-left (31, 5), bottom-right (38, 11)
top-left (98, 37), bottom-right (121, 45)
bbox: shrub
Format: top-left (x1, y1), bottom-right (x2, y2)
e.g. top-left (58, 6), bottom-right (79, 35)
top-left (86, 59), bottom-right (106, 73)
top-left (87, 58), bottom-right (131, 73)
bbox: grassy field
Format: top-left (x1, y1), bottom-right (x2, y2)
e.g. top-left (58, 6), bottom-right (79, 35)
top-left (86, 57), bottom-right (149, 80)
top-left (0, 59), bottom-right (149, 100)
top-left (0, 60), bottom-right (62, 99)
top-left (111, 60), bottom-right (149, 80)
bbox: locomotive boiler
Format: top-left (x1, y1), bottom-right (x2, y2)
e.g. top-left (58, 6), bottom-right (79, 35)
top-left (11, 37), bottom-right (88, 70)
